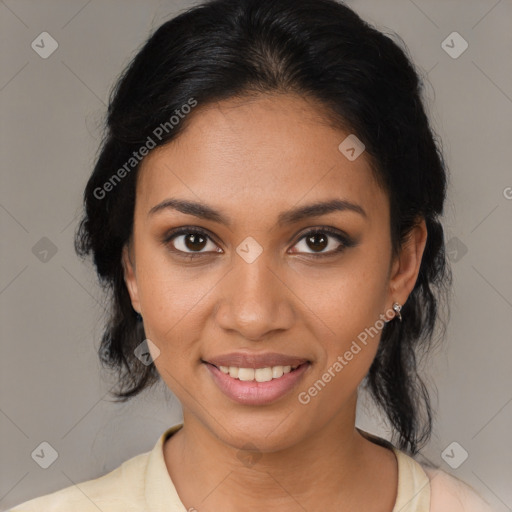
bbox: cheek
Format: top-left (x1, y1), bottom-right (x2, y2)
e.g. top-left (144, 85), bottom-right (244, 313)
top-left (134, 251), bottom-right (217, 357)
top-left (295, 253), bottom-right (389, 337)
top-left (289, 253), bottom-right (390, 395)
top-left (293, 263), bottom-right (388, 417)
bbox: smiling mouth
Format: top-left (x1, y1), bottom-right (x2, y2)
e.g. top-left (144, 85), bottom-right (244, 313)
top-left (204, 362), bottom-right (309, 383)
top-left (203, 359), bottom-right (311, 405)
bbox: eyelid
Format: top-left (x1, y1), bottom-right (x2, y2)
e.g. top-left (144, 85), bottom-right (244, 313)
top-left (161, 225), bottom-right (356, 257)
top-left (290, 226), bottom-right (355, 257)
top-left (162, 226), bottom-right (222, 257)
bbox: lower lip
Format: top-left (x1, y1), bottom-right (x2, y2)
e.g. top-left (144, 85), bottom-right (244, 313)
top-left (205, 362), bottom-right (310, 405)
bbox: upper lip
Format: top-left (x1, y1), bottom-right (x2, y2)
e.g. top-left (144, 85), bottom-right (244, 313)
top-left (204, 352), bottom-right (310, 369)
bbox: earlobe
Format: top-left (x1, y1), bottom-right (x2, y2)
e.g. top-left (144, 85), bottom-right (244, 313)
top-left (121, 244), bottom-right (141, 313)
top-left (388, 219), bottom-right (428, 305)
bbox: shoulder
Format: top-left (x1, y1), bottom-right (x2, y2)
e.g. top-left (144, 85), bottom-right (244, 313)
top-left (422, 466), bottom-right (497, 512)
top-left (8, 451), bottom-right (150, 512)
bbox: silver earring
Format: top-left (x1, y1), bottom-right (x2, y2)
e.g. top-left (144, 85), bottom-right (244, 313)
top-left (392, 302), bottom-right (402, 322)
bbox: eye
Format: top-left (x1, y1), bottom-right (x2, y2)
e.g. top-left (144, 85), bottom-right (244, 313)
top-left (290, 227), bottom-right (355, 257)
top-left (162, 226), bottom-right (356, 260)
top-left (163, 227), bottom-right (222, 258)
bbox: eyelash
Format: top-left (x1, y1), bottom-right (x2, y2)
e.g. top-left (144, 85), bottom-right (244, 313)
top-left (162, 226), bottom-right (356, 260)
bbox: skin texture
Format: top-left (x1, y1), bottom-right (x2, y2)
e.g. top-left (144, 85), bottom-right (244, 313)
top-left (122, 93), bottom-right (428, 511)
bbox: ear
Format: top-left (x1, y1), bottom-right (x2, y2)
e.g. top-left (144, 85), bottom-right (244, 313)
top-left (121, 243), bottom-right (141, 314)
top-left (388, 218), bottom-right (428, 307)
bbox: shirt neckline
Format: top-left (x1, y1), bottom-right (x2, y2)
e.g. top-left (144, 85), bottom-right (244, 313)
top-left (355, 427), bottom-right (431, 511)
top-left (144, 423), bottom-right (430, 512)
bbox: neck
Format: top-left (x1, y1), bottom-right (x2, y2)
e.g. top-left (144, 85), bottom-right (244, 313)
top-left (163, 394), bottom-right (396, 511)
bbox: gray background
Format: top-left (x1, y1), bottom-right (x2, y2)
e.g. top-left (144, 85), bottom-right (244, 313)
top-left (1, 0), bottom-right (511, 510)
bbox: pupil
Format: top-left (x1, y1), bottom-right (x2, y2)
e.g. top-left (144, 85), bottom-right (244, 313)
top-left (186, 233), bottom-right (206, 251)
top-left (307, 233), bottom-right (327, 252)
top-left (183, 233), bottom-right (329, 253)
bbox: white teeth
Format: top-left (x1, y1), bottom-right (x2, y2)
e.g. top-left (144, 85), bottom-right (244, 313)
top-left (272, 366), bottom-right (284, 379)
top-left (238, 368), bottom-right (255, 381)
top-left (254, 367), bottom-right (273, 382)
top-left (217, 364), bottom-right (303, 382)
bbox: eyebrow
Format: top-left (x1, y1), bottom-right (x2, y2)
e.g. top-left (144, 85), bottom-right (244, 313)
top-left (148, 197), bottom-right (367, 227)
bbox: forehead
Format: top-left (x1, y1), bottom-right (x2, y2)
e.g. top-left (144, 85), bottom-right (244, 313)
top-left (136, 94), bottom-right (387, 225)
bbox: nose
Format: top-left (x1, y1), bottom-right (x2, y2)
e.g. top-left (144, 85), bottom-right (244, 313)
top-left (214, 252), bottom-right (295, 341)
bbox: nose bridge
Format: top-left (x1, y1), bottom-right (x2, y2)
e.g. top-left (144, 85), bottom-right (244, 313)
top-left (215, 249), bottom-right (294, 339)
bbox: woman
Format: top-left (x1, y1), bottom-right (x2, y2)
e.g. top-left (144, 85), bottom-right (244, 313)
top-left (11, 0), bottom-right (496, 510)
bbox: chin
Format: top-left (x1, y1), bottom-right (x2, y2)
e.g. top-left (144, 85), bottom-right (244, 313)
top-left (209, 412), bottom-right (307, 454)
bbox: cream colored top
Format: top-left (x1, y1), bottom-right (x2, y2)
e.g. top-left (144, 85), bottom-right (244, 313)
top-left (9, 424), bottom-right (496, 512)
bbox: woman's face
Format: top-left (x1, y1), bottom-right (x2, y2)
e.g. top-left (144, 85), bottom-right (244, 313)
top-left (123, 93), bottom-right (426, 451)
